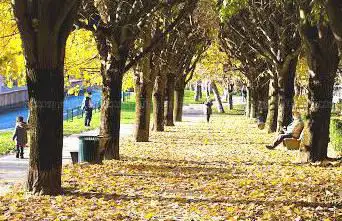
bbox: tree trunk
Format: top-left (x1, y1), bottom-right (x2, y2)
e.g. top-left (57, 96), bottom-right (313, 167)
top-left (194, 81), bottom-right (202, 101)
top-left (266, 77), bottom-right (279, 133)
top-left (300, 24), bottom-right (340, 161)
top-left (223, 88), bottom-right (229, 102)
top-left (26, 68), bottom-right (64, 195)
top-left (211, 81), bottom-right (225, 113)
top-left (325, 0), bottom-right (342, 50)
top-left (99, 74), bottom-right (123, 161)
top-left (152, 74), bottom-right (166, 131)
top-left (228, 92), bottom-right (233, 110)
top-left (249, 88), bottom-right (258, 118)
top-left (276, 57), bottom-right (297, 131)
top-left (134, 75), bottom-right (153, 142)
top-left (245, 86), bottom-right (251, 117)
top-left (206, 81), bottom-right (211, 99)
top-left (13, 0), bottom-right (80, 195)
top-left (164, 74), bottom-right (175, 126)
top-left (174, 83), bottom-right (185, 122)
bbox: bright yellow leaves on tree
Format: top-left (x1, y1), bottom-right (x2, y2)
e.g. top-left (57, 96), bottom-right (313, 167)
top-left (195, 41), bottom-right (228, 80)
top-left (0, 0), bottom-right (25, 87)
top-left (65, 30), bottom-right (101, 94)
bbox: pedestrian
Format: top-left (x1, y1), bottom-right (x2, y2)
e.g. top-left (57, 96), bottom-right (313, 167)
top-left (241, 85), bottom-right (247, 102)
top-left (204, 99), bottom-right (213, 123)
top-left (12, 116), bottom-right (28, 159)
top-left (82, 92), bottom-right (93, 127)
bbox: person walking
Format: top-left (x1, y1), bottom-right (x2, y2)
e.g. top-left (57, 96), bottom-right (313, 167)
top-left (82, 92), bottom-right (93, 127)
top-left (241, 85), bottom-right (247, 102)
top-left (12, 116), bottom-right (28, 159)
top-left (204, 99), bottom-right (213, 123)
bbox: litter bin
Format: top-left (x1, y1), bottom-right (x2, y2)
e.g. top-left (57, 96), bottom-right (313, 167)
top-left (78, 136), bottom-right (100, 163)
top-left (70, 151), bottom-right (79, 164)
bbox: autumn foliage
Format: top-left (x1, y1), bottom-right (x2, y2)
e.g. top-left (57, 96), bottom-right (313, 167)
top-left (1, 115), bottom-right (341, 220)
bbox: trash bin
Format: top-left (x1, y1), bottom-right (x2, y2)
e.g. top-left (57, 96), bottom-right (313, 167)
top-left (70, 152), bottom-right (79, 164)
top-left (78, 136), bottom-right (100, 163)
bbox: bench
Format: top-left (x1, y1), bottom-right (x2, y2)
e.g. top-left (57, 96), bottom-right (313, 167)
top-left (283, 130), bottom-right (304, 150)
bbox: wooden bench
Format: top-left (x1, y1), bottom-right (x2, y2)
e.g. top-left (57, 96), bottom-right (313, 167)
top-left (283, 130), bottom-right (304, 150)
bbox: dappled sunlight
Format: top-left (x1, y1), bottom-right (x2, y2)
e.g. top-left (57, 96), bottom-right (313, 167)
top-left (1, 115), bottom-right (341, 220)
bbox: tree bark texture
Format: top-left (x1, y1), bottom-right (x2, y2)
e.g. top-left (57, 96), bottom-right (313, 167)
top-left (174, 78), bottom-right (186, 122)
top-left (276, 57), bottom-right (298, 131)
top-left (245, 86), bottom-right (251, 117)
top-left (99, 73), bottom-right (123, 160)
top-left (134, 72), bottom-right (153, 142)
top-left (164, 74), bottom-right (175, 126)
top-left (152, 74), bottom-right (166, 131)
top-left (13, 0), bottom-right (80, 195)
top-left (211, 81), bottom-right (225, 113)
top-left (249, 88), bottom-right (258, 118)
top-left (301, 23), bottom-right (340, 161)
top-left (194, 81), bottom-right (202, 101)
top-left (266, 77), bottom-right (279, 133)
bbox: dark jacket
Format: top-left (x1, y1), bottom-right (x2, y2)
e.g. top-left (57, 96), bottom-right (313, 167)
top-left (13, 122), bottom-right (28, 146)
top-left (205, 101), bottom-right (213, 115)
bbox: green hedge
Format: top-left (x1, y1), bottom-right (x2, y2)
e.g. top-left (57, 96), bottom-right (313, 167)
top-left (331, 119), bottom-right (342, 153)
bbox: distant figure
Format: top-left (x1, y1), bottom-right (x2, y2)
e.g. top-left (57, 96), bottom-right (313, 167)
top-left (241, 85), bottom-right (247, 102)
top-left (266, 111), bottom-right (304, 149)
top-left (82, 92), bottom-right (93, 127)
top-left (204, 100), bottom-right (213, 123)
top-left (12, 116), bottom-right (28, 159)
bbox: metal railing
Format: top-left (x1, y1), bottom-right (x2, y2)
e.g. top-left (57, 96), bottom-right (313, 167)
top-left (64, 101), bottom-right (101, 121)
top-left (63, 92), bottom-right (133, 121)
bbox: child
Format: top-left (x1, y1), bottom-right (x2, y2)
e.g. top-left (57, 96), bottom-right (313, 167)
top-left (12, 116), bottom-right (28, 159)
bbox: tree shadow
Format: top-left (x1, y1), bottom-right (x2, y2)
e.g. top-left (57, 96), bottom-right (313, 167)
top-left (62, 188), bottom-right (342, 209)
top-left (120, 156), bottom-right (300, 168)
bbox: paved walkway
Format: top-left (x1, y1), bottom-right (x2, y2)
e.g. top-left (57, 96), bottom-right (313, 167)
top-left (0, 104), bottom-right (212, 195)
top-left (0, 124), bottom-right (134, 195)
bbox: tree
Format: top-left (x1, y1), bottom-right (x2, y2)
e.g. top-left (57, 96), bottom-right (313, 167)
top-left (220, 0), bottom-right (301, 132)
top-left (78, 0), bottom-right (198, 159)
top-left (219, 34), bottom-right (269, 118)
top-left (195, 42), bottom-right (228, 113)
top-left (13, 0), bottom-right (81, 195)
top-left (299, 1), bottom-right (340, 162)
top-left (0, 0), bottom-right (24, 87)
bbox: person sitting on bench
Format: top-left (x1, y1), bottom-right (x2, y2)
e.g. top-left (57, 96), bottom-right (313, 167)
top-left (266, 111), bottom-right (304, 150)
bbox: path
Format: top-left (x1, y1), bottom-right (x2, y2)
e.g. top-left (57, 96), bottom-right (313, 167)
top-left (0, 124), bottom-right (134, 195)
top-left (0, 104), bottom-right (209, 195)
top-left (1, 108), bottom-right (340, 220)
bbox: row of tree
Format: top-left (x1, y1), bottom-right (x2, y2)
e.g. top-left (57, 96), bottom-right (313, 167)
top-left (218, 0), bottom-right (342, 162)
top-left (7, 0), bottom-right (217, 195)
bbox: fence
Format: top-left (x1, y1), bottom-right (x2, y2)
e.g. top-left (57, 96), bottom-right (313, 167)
top-left (64, 101), bottom-right (101, 121)
top-left (63, 92), bottom-right (132, 121)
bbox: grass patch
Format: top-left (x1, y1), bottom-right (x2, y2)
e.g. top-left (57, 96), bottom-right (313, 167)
top-left (183, 90), bottom-right (212, 105)
top-left (63, 100), bottom-right (136, 136)
top-left (0, 132), bottom-right (14, 156)
top-left (330, 118), bottom-right (342, 153)
top-left (215, 104), bottom-right (245, 115)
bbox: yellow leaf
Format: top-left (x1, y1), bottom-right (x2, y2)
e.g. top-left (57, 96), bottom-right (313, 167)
top-left (144, 212), bottom-right (154, 220)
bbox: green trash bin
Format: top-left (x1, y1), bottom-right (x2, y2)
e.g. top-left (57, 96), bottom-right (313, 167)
top-left (78, 136), bottom-right (100, 163)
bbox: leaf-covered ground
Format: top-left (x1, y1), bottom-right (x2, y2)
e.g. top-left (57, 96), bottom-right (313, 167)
top-left (1, 114), bottom-right (341, 220)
